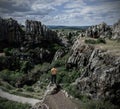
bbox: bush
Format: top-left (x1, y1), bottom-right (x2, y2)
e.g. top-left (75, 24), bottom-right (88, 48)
top-left (83, 100), bottom-right (119, 109)
top-left (97, 38), bottom-right (106, 44)
top-left (0, 97), bottom-right (31, 109)
top-left (56, 67), bottom-right (81, 84)
top-left (65, 85), bottom-right (85, 100)
top-left (24, 86), bottom-right (34, 92)
top-left (85, 38), bottom-right (106, 44)
top-left (85, 39), bottom-right (97, 44)
top-left (0, 69), bottom-right (24, 86)
top-left (20, 61), bottom-right (33, 73)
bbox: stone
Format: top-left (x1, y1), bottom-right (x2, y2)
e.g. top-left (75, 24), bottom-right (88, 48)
top-left (0, 17), bottom-right (24, 45)
top-left (70, 41), bottom-right (120, 105)
top-left (67, 39), bottom-right (94, 69)
top-left (112, 19), bottom-right (120, 39)
top-left (53, 48), bottom-right (67, 61)
top-left (85, 22), bottom-right (112, 38)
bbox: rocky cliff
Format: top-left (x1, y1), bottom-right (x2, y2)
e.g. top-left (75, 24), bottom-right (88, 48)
top-left (25, 20), bottom-right (60, 44)
top-left (85, 19), bottom-right (120, 39)
top-left (0, 17), bottom-right (24, 45)
top-left (85, 22), bottom-right (112, 38)
top-left (67, 38), bottom-right (120, 105)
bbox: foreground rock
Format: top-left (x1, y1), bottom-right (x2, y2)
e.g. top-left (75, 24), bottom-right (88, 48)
top-left (67, 39), bottom-right (120, 106)
top-left (44, 91), bottom-right (79, 109)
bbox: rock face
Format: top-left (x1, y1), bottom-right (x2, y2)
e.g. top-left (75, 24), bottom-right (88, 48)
top-left (67, 39), bottom-right (120, 105)
top-left (67, 39), bottom-right (94, 69)
top-left (25, 20), bottom-right (60, 44)
top-left (86, 22), bottom-right (112, 38)
top-left (112, 20), bottom-right (120, 39)
top-left (0, 17), bottom-right (24, 44)
top-left (53, 48), bottom-right (67, 61)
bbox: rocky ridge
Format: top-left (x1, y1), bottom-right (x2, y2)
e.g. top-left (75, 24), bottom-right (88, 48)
top-left (85, 22), bottom-right (112, 38)
top-left (0, 17), bottom-right (24, 45)
top-left (67, 38), bottom-right (120, 106)
top-left (85, 19), bottom-right (120, 39)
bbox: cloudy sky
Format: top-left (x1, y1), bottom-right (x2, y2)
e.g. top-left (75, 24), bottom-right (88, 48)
top-left (0, 0), bottom-right (120, 26)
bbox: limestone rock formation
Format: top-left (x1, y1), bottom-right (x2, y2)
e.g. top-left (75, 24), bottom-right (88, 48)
top-left (68, 39), bottom-right (120, 105)
top-left (53, 48), bottom-right (67, 61)
top-left (0, 17), bottom-right (24, 44)
top-left (86, 22), bottom-right (112, 38)
top-left (112, 19), bottom-right (120, 39)
top-left (25, 20), bottom-right (60, 44)
top-left (67, 39), bottom-right (94, 69)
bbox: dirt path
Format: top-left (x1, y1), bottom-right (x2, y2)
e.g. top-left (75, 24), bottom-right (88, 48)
top-left (0, 89), bottom-right (41, 106)
top-left (0, 86), bottom-right (81, 109)
top-left (44, 91), bottom-right (80, 109)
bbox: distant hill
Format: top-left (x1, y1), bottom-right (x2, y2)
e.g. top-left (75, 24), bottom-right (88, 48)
top-left (47, 25), bottom-right (90, 30)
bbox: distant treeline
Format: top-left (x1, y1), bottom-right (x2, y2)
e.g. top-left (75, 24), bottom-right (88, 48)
top-left (47, 25), bottom-right (90, 30)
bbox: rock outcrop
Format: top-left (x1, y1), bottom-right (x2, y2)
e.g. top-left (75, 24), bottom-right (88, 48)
top-left (67, 39), bottom-right (94, 69)
top-left (53, 48), bottom-right (67, 61)
top-left (25, 20), bottom-right (60, 44)
top-left (0, 17), bottom-right (24, 46)
top-left (67, 39), bottom-right (120, 105)
top-left (86, 22), bottom-right (112, 38)
top-left (112, 20), bottom-right (120, 39)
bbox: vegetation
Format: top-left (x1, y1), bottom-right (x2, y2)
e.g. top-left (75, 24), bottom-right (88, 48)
top-left (82, 100), bottom-right (119, 109)
top-left (85, 38), bottom-right (106, 44)
top-left (0, 97), bottom-right (31, 109)
top-left (0, 69), bottom-right (24, 86)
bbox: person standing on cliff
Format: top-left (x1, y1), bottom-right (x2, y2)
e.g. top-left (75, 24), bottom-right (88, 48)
top-left (51, 67), bottom-right (57, 84)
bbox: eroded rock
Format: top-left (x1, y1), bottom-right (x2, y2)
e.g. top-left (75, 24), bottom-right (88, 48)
top-left (70, 41), bottom-right (120, 105)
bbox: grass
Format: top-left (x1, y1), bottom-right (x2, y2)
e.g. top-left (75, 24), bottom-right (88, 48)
top-left (0, 97), bottom-right (31, 109)
top-left (85, 38), bottom-right (106, 44)
top-left (79, 37), bottom-right (120, 56)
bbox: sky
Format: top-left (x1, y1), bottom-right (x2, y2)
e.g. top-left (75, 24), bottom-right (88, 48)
top-left (0, 0), bottom-right (120, 26)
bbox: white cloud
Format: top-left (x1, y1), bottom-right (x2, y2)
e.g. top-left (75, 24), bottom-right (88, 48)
top-left (0, 0), bottom-right (120, 26)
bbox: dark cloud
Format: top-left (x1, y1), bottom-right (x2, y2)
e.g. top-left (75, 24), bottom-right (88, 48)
top-left (0, 0), bottom-right (31, 14)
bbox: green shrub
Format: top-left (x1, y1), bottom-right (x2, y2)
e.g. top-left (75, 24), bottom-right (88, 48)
top-left (85, 39), bottom-right (97, 44)
top-left (20, 61), bottom-right (33, 73)
top-left (83, 100), bottom-right (119, 109)
top-left (85, 38), bottom-right (106, 44)
top-left (0, 97), bottom-right (31, 109)
top-left (97, 38), bottom-right (106, 44)
top-left (25, 86), bottom-right (34, 92)
top-left (56, 68), bottom-right (81, 84)
top-left (0, 70), bottom-right (24, 86)
top-left (65, 85), bottom-right (84, 99)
